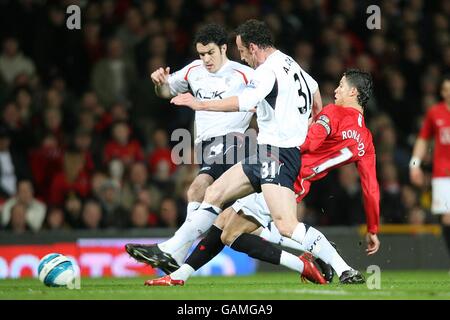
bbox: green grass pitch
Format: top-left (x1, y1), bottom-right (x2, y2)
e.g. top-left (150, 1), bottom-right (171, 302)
top-left (1, 271), bottom-right (450, 300)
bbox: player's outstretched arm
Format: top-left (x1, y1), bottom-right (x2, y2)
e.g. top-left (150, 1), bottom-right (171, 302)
top-left (171, 93), bottom-right (240, 112)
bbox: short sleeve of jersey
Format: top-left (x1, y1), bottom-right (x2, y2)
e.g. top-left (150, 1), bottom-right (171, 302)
top-left (167, 61), bottom-right (201, 96)
top-left (418, 109), bottom-right (434, 139)
top-left (238, 66), bottom-right (276, 111)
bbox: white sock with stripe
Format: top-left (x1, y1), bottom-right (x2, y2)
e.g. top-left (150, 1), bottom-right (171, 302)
top-left (158, 202), bottom-right (221, 256)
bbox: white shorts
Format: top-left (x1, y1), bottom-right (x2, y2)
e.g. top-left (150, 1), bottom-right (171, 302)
top-left (431, 178), bottom-right (450, 214)
top-left (231, 192), bottom-right (272, 227)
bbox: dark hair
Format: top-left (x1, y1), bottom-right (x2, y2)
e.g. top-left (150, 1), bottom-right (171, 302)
top-left (343, 69), bottom-right (373, 108)
top-left (235, 19), bottom-right (274, 49)
top-left (194, 23), bottom-right (228, 47)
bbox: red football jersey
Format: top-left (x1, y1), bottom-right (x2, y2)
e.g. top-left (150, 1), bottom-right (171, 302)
top-left (418, 102), bottom-right (450, 178)
top-left (295, 104), bottom-right (380, 234)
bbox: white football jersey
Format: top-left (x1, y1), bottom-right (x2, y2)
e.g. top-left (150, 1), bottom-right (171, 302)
top-left (168, 60), bottom-right (254, 143)
top-left (238, 50), bottom-right (318, 147)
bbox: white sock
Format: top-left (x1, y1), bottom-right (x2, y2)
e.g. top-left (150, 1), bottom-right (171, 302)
top-left (169, 201), bottom-right (201, 265)
top-left (158, 202), bottom-right (221, 255)
top-left (259, 225), bottom-right (282, 244)
top-left (260, 222), bottom-right (309, 252)
top-left (171, 241), bottom-right (194, 266)
top-left (291, 223), bottom-right (307, 243)
top-left (301, 225), bottom-right (351, 277)
top-left (280, 251), bottom-right (304, 273)
top-left (186, 201), bottom-right (201, 220)
top-left (170, 264), bottom-right (195, 282)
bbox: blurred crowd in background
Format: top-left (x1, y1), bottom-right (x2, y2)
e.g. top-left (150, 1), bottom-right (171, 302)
top-left (0, 0), bottom-right (449, 233)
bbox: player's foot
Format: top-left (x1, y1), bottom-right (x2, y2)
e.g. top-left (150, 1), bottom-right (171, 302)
top-left (299, 253), bottom-right (327, 284)
top-left (311, 257), bottom-right (334, 283)
top-left (144, 275), bottom-right (184, 286)
top-left (339, 269), bottom-right (365, 284)
top-left (125, 243), bottom-right (180, 274)
top-left (299, 241), bottom-right (336, 283)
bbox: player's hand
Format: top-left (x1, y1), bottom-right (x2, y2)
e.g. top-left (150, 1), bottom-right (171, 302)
top-left (151, 67), bottom-right (170, 86)
top-left (170, 93), bottom-right (202, 110)
top-left (366, 233), bottom-right (380, 255)
top-left (410, 167), bottom-right (424, 187)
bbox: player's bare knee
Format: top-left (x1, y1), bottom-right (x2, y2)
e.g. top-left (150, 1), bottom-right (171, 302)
top-left (203, 184), bottom-right (225, 207)
top-left (220, 228), bottom-right (239, 246)
top-left (215, 208), bottom-right (233, 229)
top-left (273, 220), bottom-right (293, 238)
top-left (187, 179), bottom-right (208, 202)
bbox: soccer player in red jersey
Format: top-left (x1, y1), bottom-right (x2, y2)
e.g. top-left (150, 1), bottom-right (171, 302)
top-left (145, 69), bottom-right (379, 286)
top-left (410, 74), bottom-right (450, 259)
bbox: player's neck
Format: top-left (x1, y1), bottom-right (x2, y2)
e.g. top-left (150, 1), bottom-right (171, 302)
top-left (256, 47), bottom-right (276, 67)
top-left (344, 101), bottom-right (363, 113)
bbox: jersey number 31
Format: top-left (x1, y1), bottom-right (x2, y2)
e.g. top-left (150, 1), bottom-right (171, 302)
top-left (293, 72), bottom-right (312, 114)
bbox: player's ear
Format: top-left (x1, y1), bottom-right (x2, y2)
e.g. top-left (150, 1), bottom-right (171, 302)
top-left (221, 44), bottom-right (227, 54)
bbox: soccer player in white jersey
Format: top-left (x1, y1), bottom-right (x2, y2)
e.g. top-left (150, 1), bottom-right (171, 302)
top-left (165, 19), bottom-right (326, 283)
top-left (126, 23), bottom-right (296, 274)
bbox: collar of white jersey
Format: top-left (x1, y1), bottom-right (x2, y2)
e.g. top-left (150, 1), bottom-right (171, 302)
top-left (212, 59), bottom-right (231, 75)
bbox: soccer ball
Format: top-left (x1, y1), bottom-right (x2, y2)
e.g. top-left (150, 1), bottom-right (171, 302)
top-left (38, 253), bottom-right (76, 287)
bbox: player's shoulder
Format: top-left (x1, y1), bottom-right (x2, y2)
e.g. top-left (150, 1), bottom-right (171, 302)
top-left (427, 102), bottom-right (447, 115)
top-left (180, 59), bottom-right (203, 73)
top-left (228, 60), bottom-right (253, 73)
top-left (320, 104), bottom-right (341, 117)
top-left (227, 60), bottom-right (254, 82)
top-left (176, 60), bottom-right (204, 81)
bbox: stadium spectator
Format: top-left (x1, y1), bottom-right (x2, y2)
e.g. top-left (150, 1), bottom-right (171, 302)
top-left (1, 179), bottom-right (46, 232)
top-left (103, 120), bottom-right (145, 167)
top-left (129, 201), bottom-right (159, 228)
top-left (49, 150), bottom-right (91, 206)
top-left (121, 161), bottom-right (161, 212)
top-left (96, 179), bottom-right (127, 228)
top-left (4, 202), bottom-right (30, 233)
top-left (81, 200), bottom-right (104, 230)
top-left (0, 124), bottom-right (30, 200)
top-left (158, 197), bottom-right (180, 228)
top-left (147, 128), bottom-right (176, 183)
top-left (64, 193), bottom-right (83, 229)
top-left (43, 206), bottom-right (68, 231)
top-left (28, 134), bottom-right (63, 202)
top-left (0, 37), bottom-right (35, 86)
top-left (91, 38), bottom-right (137, 108)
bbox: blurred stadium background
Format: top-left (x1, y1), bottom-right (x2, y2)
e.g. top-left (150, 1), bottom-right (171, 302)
top-left (0, 0), bottom-right (450, 281)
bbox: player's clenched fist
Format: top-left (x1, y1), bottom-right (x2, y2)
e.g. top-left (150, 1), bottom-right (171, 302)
top-left (151, 67), bottom-right (170, 85)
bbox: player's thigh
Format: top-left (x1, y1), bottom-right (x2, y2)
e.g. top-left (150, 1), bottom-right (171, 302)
top-left (204, 162), bottom-right (255, 207)
top-left (214, 206), bottom-right (236, 229)
top-left (187, 173), bottom-right (214, 202)
top-left (261, 184), bottom-right (298, 233)
top-left (221, 209), bottom-right (260, 246)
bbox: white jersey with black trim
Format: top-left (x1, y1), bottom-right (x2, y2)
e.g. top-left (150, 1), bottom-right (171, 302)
top-left (168, 60), bottom-right (254, 143)
top-left (238, 50), bottom-right (318, 147)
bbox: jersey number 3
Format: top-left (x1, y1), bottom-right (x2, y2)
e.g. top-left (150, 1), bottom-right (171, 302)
top-left (293, 72), bottom-right (312, 114)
